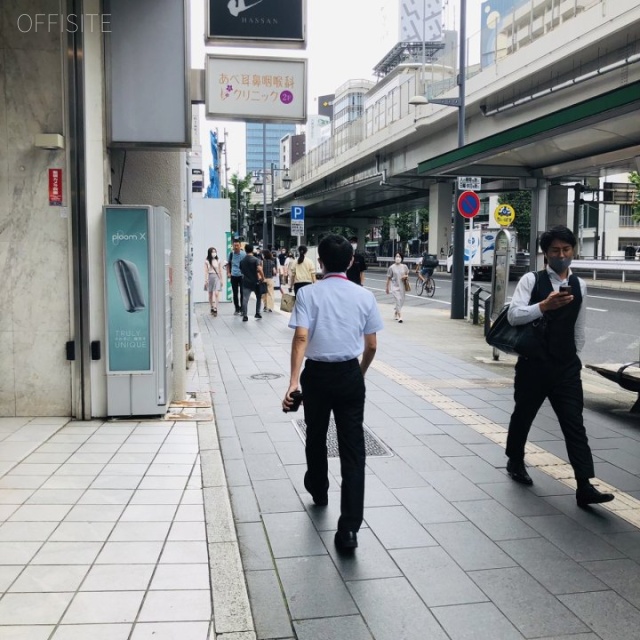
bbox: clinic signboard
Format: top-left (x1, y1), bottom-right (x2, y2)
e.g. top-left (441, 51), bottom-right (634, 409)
top-left (207, 0), bottom-right (306, 48)
top-left (104, 207), bottom-right (152, 373)
top-left (205, 55), bottom-right (307, 123)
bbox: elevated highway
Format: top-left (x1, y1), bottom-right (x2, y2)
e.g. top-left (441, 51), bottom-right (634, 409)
top-left (274, 0), bottom-right (640, 242)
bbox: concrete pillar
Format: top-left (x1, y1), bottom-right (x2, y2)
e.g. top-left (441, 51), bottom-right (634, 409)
top-left (429, 182), bottom-right (454, 258)
top-left (530, 180), bottom-right (548, 271)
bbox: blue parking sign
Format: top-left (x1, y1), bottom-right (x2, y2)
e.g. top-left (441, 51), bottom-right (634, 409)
top-left (291, 205), bottom-right (305, 221)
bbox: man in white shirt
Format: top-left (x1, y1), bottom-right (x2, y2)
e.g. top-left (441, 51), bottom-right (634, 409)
top-left (283, 235), bottom-right (383, 551)
top-left (505, 225), bottom-right (614, 508)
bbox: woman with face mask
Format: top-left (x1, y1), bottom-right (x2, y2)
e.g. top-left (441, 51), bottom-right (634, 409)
top-left (205, 247), bottom-right (223, 315)
top-left (385, 252), bottom-right (409, 323)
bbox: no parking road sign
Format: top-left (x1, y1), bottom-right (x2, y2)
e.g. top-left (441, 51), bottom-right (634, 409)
top-left (457, 190), bottom-right (481, 219)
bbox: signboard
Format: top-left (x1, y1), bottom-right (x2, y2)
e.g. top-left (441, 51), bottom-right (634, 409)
top-left (457, 176), bottom-right (481, 191)
top-left (205, 55), bottom-right (307, 122)
top-left (494, 204), bottom-right (515, 227)
top-left (207, 0), bottom-right (306, 48)
top-left (457, 190), bottom-right (481, 218)
top-left (49, 169), bottom-right (63, 206)
top-left (104, 207), bottom-right (152, 373)
top-left (291, 205), bottom-right (305, 235)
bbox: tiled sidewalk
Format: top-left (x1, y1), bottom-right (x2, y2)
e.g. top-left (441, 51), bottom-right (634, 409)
top-left (0, 417), bottom-right (213, 639)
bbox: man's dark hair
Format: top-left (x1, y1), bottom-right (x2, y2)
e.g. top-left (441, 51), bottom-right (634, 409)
top-left (348, 236), bottom-right (358, 244)
top-left (318, 234), bottom-right (353, 273)
top-left (539, 225), bottom-right (576, 253)
top-left (244, 244), bottom-right (254, 254)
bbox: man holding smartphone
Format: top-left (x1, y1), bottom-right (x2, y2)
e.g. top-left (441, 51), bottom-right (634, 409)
top-left (283, 234), bottom-right (383, 551)
top-left (504, 225), bottom-right (614, 508)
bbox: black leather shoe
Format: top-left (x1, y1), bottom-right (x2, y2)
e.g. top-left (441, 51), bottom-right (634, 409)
top-left (576, 484), bottom-right (615, 508)
top-left (334, 530), bottom-right (358, 550)
top-left (255, 313), bottom-right (262, 319)
top-left (507, 459), bottom-right (533, 485)
top-left (304, 474), bottom-right (328, 506)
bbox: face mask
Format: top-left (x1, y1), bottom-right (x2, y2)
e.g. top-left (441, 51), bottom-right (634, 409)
top-left (548, 256), bottom-right (571, 273)
top-left (395, 257), bottom-right (402, 264)
top-left (211, 252), bottom-right (217, 257)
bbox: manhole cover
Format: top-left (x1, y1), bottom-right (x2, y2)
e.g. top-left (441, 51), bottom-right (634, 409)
top-left (293, 418), bottom-right (392, 458)
top-left (249, 373), bottom-right (283, 380)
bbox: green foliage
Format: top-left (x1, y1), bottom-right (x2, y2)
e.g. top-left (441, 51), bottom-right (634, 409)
top-left (630, 172), bottom-right (640, 221)
top-left (228, 172), bottom-right (254, 233)
top-left (498, 191), bottom-right (531, 248)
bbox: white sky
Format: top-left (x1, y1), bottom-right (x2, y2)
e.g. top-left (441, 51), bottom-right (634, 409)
top-left (191, 0), bottom-right (483, 178)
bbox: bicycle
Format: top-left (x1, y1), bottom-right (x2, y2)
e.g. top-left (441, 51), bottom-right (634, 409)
top-left (415, 272), bottom-right (436, 297)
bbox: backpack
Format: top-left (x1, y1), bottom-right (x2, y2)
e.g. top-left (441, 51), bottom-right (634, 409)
top-left (422, 254), bottom-right (439, 269)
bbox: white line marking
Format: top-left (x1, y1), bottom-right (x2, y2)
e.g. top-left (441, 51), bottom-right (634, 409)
top-left (586, 307), bottom-right (608, 312)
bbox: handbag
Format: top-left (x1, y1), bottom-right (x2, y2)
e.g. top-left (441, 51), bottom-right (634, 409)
top-left (403, 278), bottom-right (411, 292)
top-left (280, 292), bottom-right (295, 312)
top-left (486, 272), bottom-right (546, 358)
top-left (258, 281), bottom-right (268, 296)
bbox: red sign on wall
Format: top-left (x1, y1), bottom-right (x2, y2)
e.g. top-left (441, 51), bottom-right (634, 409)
top-left (49, 169), bottom-right (63, 206)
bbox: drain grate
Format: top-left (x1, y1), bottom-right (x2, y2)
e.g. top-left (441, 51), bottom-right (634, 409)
top-left (249, 373), bottom-right (283, 380)
top-left (293, 418), bottom-right (392, 457)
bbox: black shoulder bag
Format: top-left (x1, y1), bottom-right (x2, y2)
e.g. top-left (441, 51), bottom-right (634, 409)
top-left (485, 272), bottom-right (547, 358)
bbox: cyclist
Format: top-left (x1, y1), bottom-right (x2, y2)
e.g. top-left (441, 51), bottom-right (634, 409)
top-left (416, 252), bottom-right (439, 285)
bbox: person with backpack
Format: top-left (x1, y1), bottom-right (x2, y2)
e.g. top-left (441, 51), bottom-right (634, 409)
top-left (227, 239), bottom-right (246, 315)
top-left (416, 251), bottom-right (439, 284)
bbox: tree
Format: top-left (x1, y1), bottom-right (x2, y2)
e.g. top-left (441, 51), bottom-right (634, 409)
top-left (498, 191), bottom-right (531, 249)
top-left (227, 172), bottom-right (253, 235)
top-left (630, 171), bottom-right (640, 222)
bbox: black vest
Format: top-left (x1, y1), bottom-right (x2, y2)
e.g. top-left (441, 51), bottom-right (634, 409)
top-left (529, 270), bottom-right (582, 360)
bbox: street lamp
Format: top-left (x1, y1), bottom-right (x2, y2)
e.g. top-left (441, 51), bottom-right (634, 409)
top-left (253, 164), bottom-right (291, 249)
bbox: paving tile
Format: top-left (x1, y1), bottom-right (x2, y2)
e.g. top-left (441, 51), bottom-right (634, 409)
top-left (294, 615), bottom-right (373, 640)
top-left (252, 479), bottom-right (305, 513)
top-left (174, 504), bottom-right (204, 521)
top-left (559, 591), bottom-right (640, 640)
top-left (108, 521), bottom-right (170, 542)
top-left (592, 462), bottom-right (640, 492)
top-left (96, 541), bottom-right (164, 564)
top-left (393, 444), bottom-right (455, 473)
top-left (262, 512), bottom-right (327, 558)
top-left (0, 565), bottom-right (23, 591)
top-left (244, 453), bottom-right (289, 482)
top-left (498, 537), bottom-right (607, 595)
top-left (137, 476), bottom-right (188, 490)
top-left (471, 567), bottom-right (590, 637)
top-left (420, 469), bottom-right (490, 501)
top-left (229, 485), bottom-right (261, 523)
top-left (31, 541), bottom-right (102, 565)
top-left (128, 489), bottom-right (183, 505)
top-left (50, 624), bottom-right (132, 640)
top-left (0, 489), bottom-right (34, 504)
top-left (0, 591), bottom-right (74, 624)
top-left (432, 602), bottom-right (525, 640)
top-left (418, 434), bottom-right (474, 457)
top-left (8, 504), bottom-right (72, 522)
top-left (130, 621), bottom-right (210, 640)
top-left (81, 564), bottom-right (155, 591)
top-left (452, 499), bottom-right (539, 541)
top-left (0, 626), bottom-right (54, 639)
top-left (236, 521), bottom-right (277, 572)
top-left (347, 577), bottom-right (448, 640)
top-left (476, 481), bottom-right (561, 517)
top-left (320, 529), bottom-right (402, 581)
top-left (149, 563), bottom-right (210, 590)
top-left (0, 542), bottom-right (41, 564)
top-left (41, 476), bottom-right (94, 490)
top-left (0, 504), bottom-right (19, 521)
top-left (426, 522), bottom-right (516, 570)
top-left (63, 591), bottom-right (145, 623)
top-left (137, 590), bottom-right (211, 622)
top-left (364, 506), bottom-right (437, 549)
top-left (523, 514), bottom-right (624, 562)
top-left (246, 569), bottom-right (294, 639)
top-left (276, 556), bottom-right (358, 619)
top-left (601, 531), bottom-right (640, 563)
top-left (77, 489), bottom-right (134, 505)
top-left (25, 489), bottom-right (85, 505)
top-left (447, 455), bottom-right (509, 484)
top-left (8, 565), bottom-right (89, 593)
top-left (365, 456), bottom-right (429, 488)
top-left (581, 558), bottom-right (640, 608)
top-left (391, 546), bottom-right (488, 607)
top-left (64, 504), bottom-right (126, 522)
top-left (0, 521), bottom-right (58, 541)
top-left (0, 476), bottom-right (47, 490)
top-left (119, 504), bottom-right (177, 522)
top-left (90, 475), bottom-right (142, 490)
top-left (159, 541), bottom-right (209, 564)
top-left (393, 486), bottom-right (465, 524)
top-left (167, 521), bottom-right (206, 541)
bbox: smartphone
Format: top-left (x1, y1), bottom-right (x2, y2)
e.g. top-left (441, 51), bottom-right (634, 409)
top-left (559, 285), bottom-right (572, 294)
top-left (283, 390), bottom-right (303, 413)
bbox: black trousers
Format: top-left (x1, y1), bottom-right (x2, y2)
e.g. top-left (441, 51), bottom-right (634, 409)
top-left (506, 355), bottom-right (595, 479)
top-left (230, 275), bottom-right (243, 311)
top-left (301, 359), bottom-right (366, 532)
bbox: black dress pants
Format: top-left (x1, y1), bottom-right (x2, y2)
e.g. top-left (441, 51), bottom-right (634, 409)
top-left (230, 275), bottom-right (243, 311)
top-left (301, 359), bottom-right (366, 532)
top-left (506, 355), bottom-right (595, 479)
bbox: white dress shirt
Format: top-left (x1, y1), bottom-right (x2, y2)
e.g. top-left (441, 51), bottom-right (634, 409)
top-left (507, 266), bottom-right (587, 353)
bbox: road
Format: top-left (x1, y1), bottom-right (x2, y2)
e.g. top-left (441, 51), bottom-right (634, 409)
top-left (364, 269), bottom-right (640, 366)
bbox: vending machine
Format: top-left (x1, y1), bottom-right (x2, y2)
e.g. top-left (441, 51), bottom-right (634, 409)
top-left (104, 205), bottom-right (173, 417)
